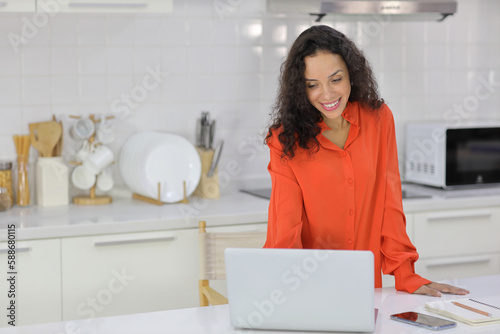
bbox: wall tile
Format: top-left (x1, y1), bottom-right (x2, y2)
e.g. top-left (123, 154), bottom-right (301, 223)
top-left (79, 47), bottom-right (107, 75)
top-left (161, 47), bottom-right (187, 75)
top-left (22, 46), bottom-right (50, 76)
top-left (51, 46), bottom-right (79, 75)
top-left (78, 16), bottom-right (108, 46)
top-left (52, 76), bottom-right (80, 105)
top-left (0, 47), bottom-right (21, 76)
top-left (22, 76), bottom-right (51, 105)
top-left (50, 16), bottom-right (78, 46)
top-left (0, 77), bottom-right (21, 106)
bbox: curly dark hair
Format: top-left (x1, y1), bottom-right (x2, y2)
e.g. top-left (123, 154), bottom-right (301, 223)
top-left (266, 25), bottom-right (384, 159)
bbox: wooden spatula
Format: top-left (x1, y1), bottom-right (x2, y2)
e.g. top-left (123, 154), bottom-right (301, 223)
top-left (29, 121), bottom-right (63, 157)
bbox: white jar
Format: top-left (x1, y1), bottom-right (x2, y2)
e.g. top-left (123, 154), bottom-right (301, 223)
top-left (36, 157), bottom-right (69, 206)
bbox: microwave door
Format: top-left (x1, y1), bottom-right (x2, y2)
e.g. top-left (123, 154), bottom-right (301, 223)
top-left (446, 128), bottom-right (500, 186)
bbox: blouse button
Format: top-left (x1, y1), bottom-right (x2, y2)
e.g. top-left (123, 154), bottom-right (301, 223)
top-left (348, 178), bottom-right (353, 184)
top-left (347, 239), bottom-right (353, 245)
top-left (342, 151), bottom-right (347, 156)
top-left (349, 209), bottom-right (354, 215)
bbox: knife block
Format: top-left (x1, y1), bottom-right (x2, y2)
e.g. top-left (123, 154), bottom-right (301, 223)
top-left (194, 147), bottom-right (220, 199)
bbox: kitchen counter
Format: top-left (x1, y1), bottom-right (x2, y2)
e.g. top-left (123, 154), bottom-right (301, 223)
top-left (1, 185), bottom-right (500, 241)
top-left (0, 274), bottom-right (498, 334)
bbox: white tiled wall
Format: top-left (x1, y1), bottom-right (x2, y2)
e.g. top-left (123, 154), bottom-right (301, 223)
top-left (0, 0), bottom-right (499, 193)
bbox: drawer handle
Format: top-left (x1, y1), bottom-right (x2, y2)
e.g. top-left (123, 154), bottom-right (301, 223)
top-left (68, 3), bottom-right (148, 8)
top-left (0, 247), bottom-right (31, 254)
top-left (425, 256), bottom-right (491, 268)
top-left (427, 211), bottom-right (492, 222)
top-left (94, 236), bottom-right (176, 247)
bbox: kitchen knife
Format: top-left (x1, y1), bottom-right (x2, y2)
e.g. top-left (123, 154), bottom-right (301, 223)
top-left (207, 140), bottom-right (223, 177)
top-left (209, 120), bottom-right (216, 149)
top-left (195, 118), bottom-right (202, 147)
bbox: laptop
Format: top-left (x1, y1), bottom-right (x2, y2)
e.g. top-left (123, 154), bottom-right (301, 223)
top-left (224, 248), bottom-right (375, 332)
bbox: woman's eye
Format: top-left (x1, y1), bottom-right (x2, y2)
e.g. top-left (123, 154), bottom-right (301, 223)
top-left (307, 84), bottom-right (317, 89)
top-left (331, 78), bottom-right (342, 83)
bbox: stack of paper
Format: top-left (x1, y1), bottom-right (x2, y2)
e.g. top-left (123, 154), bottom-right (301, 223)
top-left (425, 298), bottom-right (500, 326)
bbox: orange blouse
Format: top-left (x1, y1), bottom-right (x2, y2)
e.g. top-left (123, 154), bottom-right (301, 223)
top-left (264, 101), bottom-right (431, 293)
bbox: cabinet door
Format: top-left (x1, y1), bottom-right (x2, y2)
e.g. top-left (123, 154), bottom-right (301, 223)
top-left (416, 253), bottom-right (500, 282)
top-left (37, 0), bottom-right (172, 13)
top-left (413, 207), bottom-right (500, 259)
top-left (0, 0), bottom-right (35, 12)
top-left (0, 239), bottom-right (62, 327)
top-left (61, 229), bottom-right (198, 321)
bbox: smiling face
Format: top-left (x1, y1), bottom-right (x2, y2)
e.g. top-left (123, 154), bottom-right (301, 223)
top-left (304, 51), bottom-right (351, 121)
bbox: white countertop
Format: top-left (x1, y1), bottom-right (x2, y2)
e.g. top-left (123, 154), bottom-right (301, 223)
top-left (1, 185), bottom-right (500, 241)
top-left (0, 274), bottom-right (498, 334)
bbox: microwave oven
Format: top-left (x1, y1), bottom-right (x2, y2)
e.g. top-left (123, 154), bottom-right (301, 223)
top-left (404, 121), bottom-right (500, 188)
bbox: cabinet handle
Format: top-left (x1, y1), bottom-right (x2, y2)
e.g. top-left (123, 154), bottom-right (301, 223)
top-left (68, 3), bottom-right (148, 8)
top-left (427, 210), bottom-right (492, 222)
top-left (94, 236), bottom-right (176, 247)
top-left (0, 247), bottom-right (31, 254)
top-left (425, 255), bottom-right (491, 268)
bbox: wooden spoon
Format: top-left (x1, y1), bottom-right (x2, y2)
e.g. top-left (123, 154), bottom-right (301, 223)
top-left (29, 121), bottom-right (63, 157)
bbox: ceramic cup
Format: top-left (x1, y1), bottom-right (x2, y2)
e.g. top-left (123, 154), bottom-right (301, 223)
top-left (70, 118), bottom-right (95, 141)
top-left (83, 146), bottom-right (114, 175)
top-left (71, 165), bottom-right (96, 190)
top-left (95, 121), bottom-right (116, 144)
top-left (96, 169), bottom-right (114, 192)
top-left (75, 140), bottom-right (91, 162)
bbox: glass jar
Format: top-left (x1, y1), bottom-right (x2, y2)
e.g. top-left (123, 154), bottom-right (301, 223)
top-left (0, 161), bottom-right (13, 204)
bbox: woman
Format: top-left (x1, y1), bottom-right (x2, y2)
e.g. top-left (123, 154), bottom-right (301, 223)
top-left (264, 25), bottom-right (468, 296)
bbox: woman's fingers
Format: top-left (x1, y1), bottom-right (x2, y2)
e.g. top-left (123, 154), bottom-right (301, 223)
top-left (413, 282), bottom-right (470, 297)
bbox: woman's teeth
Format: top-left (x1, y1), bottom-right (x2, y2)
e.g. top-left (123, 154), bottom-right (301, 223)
top-left (323, 100), bottom-right (339, 108)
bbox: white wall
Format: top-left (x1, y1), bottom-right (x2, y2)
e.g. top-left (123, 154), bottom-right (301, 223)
top-left (0, 0), bottom-right (499, 194)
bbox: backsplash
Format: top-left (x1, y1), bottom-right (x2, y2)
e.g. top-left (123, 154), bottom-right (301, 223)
top-left (0, 0), bottom-right (499, 192)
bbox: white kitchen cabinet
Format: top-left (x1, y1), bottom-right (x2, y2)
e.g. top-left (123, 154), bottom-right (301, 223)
top-left (37, 0), bottom-right (172, 13)
top-left (411, 206), bottom-right (500, 281)
top-left (61, 229), bottom-right (199, 321)
top-left (0, 0), bottom-right (35, 12)
top-left (0, 239), bottom-right (61, 327)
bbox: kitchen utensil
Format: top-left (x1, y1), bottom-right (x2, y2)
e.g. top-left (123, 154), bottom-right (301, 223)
top-left (29, 121), bottom-right (63, 157)
top-left (70, 117), bottom-right (95, 141)
top-left (83, 145), bottom-right (114, 175)
top-left (71, 165), bottom-right (96, 190)
top-left (13, 135), bottom-right (31, 206)
top-left (195, 118), bottom-right (202, 147)
top-left (207, 140), bottom-right (224, 177)
top-left (209, 120), bottom-right (216, 149)
top-left (52, 115), bottom-right (64, 157)
top-left (118, 131), bottom-right (201, 203)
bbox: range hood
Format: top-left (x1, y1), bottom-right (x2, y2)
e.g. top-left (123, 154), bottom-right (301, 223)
top-left (267, 0), bottom-right (458, 22)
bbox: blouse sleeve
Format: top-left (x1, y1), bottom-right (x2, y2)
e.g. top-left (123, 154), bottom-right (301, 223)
top-left (380, 108), bottom-right (431, 293)
top-left (264, 132), bottom-right (304, 249)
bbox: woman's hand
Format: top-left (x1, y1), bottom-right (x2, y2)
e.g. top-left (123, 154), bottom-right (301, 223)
top-left (413, 282), bottom-right (470, 297)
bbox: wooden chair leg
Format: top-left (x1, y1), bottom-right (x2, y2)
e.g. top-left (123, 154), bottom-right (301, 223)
top-left (199, 279), bottom-right (209, 307)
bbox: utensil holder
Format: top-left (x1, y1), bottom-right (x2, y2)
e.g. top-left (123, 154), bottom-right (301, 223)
top-left (194, 147), bottom-right (220, 199)
top-left (36, 157), bottom-right (69, 207)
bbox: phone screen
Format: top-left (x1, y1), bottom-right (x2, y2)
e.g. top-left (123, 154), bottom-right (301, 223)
top-left (390, 312), bottom-right (457, 330)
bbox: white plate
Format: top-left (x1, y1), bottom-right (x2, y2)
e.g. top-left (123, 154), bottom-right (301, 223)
top-left (119, 131), bottom-right (201, 203)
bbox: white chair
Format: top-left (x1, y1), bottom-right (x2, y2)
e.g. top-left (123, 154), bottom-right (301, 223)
top-left (198, 220), bottom-right (267, 306)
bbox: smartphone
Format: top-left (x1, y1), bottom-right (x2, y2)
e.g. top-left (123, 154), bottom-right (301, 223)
top-left (390, 312), bottom-right (457, 331)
